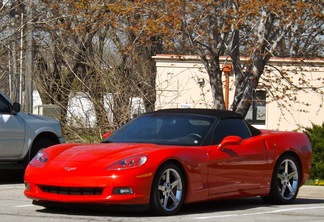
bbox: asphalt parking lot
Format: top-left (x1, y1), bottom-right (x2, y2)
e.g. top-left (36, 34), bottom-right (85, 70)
top-left (1, 170), bottom-right (324, 222)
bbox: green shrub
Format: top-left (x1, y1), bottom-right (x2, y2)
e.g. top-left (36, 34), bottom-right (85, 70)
top-left (304, 122), bottom-right (324, 180)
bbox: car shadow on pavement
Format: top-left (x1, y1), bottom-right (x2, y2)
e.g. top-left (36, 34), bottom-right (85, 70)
top-left (180, 196), bottom-right (324, 215)
top-left (294, 197), bottom-right (324, 205)
top-left (34, 196), bottom-right (324, 218)
top-left (180, 197), bottom-right (267, 215)
top-left (35, 198), bottom-right (263, 217)
top-left (0, 169), bottom-right (24, 184)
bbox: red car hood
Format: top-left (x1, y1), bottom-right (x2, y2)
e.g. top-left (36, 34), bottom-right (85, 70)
top-left (47, 143), bottom-right (158, 169)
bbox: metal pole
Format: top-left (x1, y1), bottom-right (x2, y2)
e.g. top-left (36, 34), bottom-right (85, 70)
top-left (225, 72), bottom-right (229, 110)
top-left (223, 64), bottom-right (232, 110)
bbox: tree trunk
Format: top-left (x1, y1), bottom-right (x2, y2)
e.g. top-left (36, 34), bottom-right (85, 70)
top-left (198, 54), bottom-right (226, 110)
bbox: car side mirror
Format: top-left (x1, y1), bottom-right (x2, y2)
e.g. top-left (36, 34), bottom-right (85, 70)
top-left (218, 136), bottom-right (242, 150)
top-left (11, 102), bottom-right (21, 115)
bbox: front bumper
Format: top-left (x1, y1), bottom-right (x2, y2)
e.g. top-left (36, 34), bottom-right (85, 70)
top-left (24, 167), bottom-right (154, 205)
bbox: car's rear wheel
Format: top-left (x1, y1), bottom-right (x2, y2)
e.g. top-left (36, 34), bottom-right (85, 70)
top-left (150, 163), bottom-right (185, 216)
top-left (261, 154), bottom-right (300, 204)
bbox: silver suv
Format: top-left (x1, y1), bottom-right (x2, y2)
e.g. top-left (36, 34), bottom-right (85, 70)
top-left (0, 90), bottom-right (65, 169)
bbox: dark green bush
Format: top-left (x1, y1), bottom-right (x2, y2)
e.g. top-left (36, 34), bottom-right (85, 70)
top-left (304, 122), bottom-right (324, 180)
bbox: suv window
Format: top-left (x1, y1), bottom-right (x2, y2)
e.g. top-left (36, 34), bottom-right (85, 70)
top-left (213, 118), bottom-right (251, 144)
top-left (0, 95), bottom-right (10, 113)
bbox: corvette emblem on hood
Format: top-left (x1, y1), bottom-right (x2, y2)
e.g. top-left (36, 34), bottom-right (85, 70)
top-left (64, 167), bottom-right (77, 171)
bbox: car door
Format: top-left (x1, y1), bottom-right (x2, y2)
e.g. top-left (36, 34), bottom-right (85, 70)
top-left (0, 95), bottom-right (25, 158)
top-left (207, 118), bottom-right (268, 195)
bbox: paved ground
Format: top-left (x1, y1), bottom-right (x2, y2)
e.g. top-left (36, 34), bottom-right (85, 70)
top-left (1, 184), bottom-right (324, 222)
top-left (298, 185), bottom-right (324, 199)
top-left (1, 171), bottom-right (324, 222)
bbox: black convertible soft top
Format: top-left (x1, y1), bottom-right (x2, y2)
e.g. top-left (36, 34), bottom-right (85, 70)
top-left (153, 108), bottom-right (261, 136)
top-left (153, 108), bottom-right (243, 119)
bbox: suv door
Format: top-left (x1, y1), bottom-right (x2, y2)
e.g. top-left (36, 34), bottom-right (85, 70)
top-left (0, 95), bottom-right (25, 158)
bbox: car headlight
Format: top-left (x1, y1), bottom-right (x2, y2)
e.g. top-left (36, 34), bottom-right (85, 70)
top-left (29, 150), bottom-right (49, 168)
top-left (107, 155), bottom-right (148, 170)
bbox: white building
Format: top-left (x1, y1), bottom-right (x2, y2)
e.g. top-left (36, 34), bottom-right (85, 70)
top-left (153, 54), bottom-right (324, 131)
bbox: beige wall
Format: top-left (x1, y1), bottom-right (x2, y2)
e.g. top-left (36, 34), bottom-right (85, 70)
top-left (154, 55), bottom-right (324, 131)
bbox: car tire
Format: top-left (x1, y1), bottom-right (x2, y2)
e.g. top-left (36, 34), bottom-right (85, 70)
top-left (261, 154), bottom-right (300, 204)
top-left (150, 163), bottom-right (185, 216)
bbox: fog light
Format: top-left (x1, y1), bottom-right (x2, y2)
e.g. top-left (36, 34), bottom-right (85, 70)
top-left (113, 187), bottom-right (134, 194)
top-left (25, 182), bottom-right (30, 191)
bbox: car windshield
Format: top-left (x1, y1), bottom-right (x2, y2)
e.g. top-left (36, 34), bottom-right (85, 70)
top-left (104, 113), bottom-right (216, 146)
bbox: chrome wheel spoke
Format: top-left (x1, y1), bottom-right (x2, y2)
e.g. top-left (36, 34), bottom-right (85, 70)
top-left (278, 158), bottom-right (299, 200)
top-left (171, 178), bottom-right (180, 188)
top-left (158, 185), bottom-right (165, 192)
top-left (284, 160), bottom-right (289, 173)
top-left (166, 169), bottom-right (170, 184)
top-left (169, 189), bottom-right (179, 204)
top-left (152, 164), bottom-right (185, 215)
top-left (163, 195), bottom-right (169, 208)
top-left (280, 184), bottom-right (287, 196)
top-left (288, 171), bottom-right (298, 180)
top-left (286, 182), bottom-right (295, 195)
top-left (158, 168), bottom-right (183, 211)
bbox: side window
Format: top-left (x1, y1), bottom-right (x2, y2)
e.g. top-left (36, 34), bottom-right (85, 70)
top-left (0, 95), bottom-right (10, 113)
top-left (213, 118), bottom-right (251, 144)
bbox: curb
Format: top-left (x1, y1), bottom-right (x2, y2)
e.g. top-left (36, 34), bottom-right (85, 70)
top-left (298, 185), bottom-right (324, 199)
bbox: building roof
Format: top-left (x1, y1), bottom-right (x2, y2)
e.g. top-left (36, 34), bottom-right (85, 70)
top-left (153, 54), bottom-right (324, 64)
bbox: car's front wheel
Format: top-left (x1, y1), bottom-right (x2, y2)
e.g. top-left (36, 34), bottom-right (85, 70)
top-left (150, 163), bottom-right (185, 216)
top-left (261, 154), bottom-right (300, 204)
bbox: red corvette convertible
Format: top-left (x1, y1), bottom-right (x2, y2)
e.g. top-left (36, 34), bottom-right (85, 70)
top-left (24, 109), bottom-right (312, 215)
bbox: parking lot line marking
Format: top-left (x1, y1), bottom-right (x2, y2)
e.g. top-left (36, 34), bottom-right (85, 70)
top-left (15, 204), bottom-right (34, 208)
top-left (194, 206), bottom-right (324, 220)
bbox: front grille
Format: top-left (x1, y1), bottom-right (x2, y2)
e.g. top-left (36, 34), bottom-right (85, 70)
top-left (40, 185), bottom-right (103, 195)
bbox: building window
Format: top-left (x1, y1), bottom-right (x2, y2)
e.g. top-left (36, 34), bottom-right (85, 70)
top-left (245, 90), bottom-right (266, 125)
